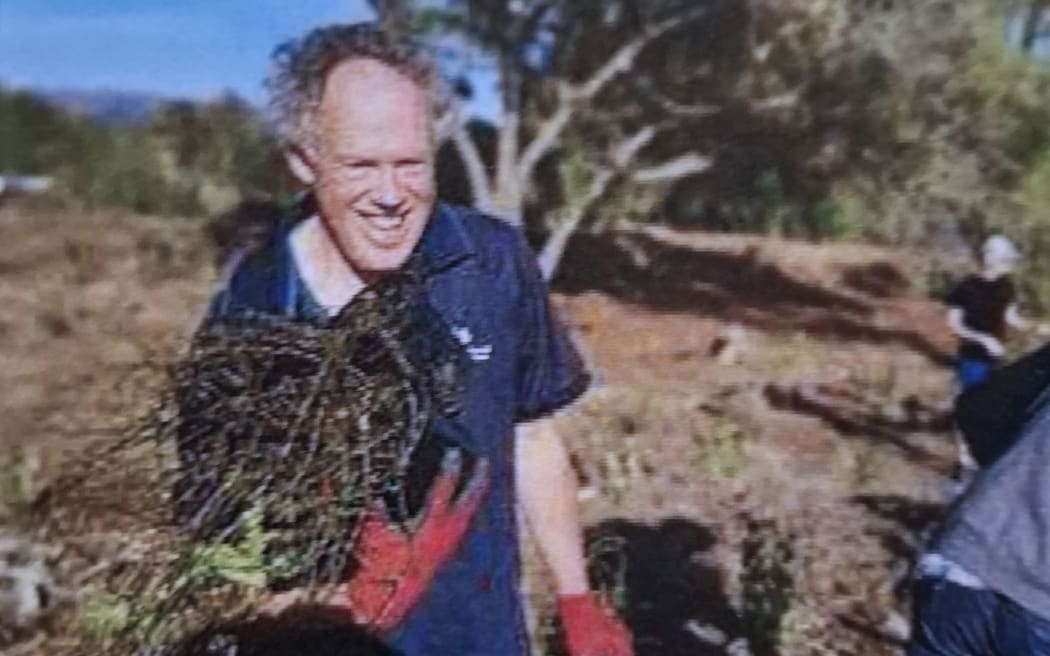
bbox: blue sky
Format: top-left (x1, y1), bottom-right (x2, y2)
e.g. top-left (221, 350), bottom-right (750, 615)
top-left (1, 2), bottom-right (1042, 124)
top-left (0, 0), bottom-right (502, 120)
top-left (1007, 13), bottom-right (1050, 58)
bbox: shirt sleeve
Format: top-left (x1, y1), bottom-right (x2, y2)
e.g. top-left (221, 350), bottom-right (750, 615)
top-left (197, 245), bottom-right (254, 329)
top-left (513, 236), bottom-right (591, 423)
top-left (201, 288), bottom-right (230, 327)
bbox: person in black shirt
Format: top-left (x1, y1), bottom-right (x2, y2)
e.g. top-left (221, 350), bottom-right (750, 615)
top-left (945, 235), bottom-right (1033, 478)
top-left (946, 235), bottom-right (1027, 390)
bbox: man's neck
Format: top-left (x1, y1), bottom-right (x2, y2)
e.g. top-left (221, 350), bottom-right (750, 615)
top-left (289, 215), bottom-right (366, 316)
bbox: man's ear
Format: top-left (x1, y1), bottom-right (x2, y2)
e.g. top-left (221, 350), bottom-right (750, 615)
top-left (285, 146), bottom-right (317, 186)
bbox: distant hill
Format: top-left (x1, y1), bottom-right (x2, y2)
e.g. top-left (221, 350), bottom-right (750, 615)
top-left (34, 88), bottom-right (169, 125)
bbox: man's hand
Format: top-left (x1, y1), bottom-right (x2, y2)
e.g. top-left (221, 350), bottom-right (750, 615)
top-left (558, 593), bottom-right (633, 656)
top-left (346, 451), bottom-right (489, 631)
top-left (260, 451), bottom-right (489, 633)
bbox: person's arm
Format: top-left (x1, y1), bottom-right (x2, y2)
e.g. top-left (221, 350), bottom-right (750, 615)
top-left (1006, 304), bottom-right (1030, 331)
top-left (516, 418), bottom-right (588, 595)
top-left (947, 307), bottom-right (1005, 357)
top-left (509, 228), bottom-right (631, 655)
top-left (517, 419), bottom-right (633, 656)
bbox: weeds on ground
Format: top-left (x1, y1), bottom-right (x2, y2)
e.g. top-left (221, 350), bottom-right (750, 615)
top-left (835, 440), bottom-right (889, 492)
top-left (874, 361), bottom-right (900, 401)
top-left (80, 594), bottom-right (132, 645)
top-left (0, 447), bottom-right (40, 523)
top-left (776, 603), bottom-right (837, 656)
top-left (692, 415), bottom-right (747, 481)
top-left (738, 518), bottom-right (796, 656)
top-left (764, 332), bottom-right (818, 378)
top-left (571, 389), bottom-right (658, 504)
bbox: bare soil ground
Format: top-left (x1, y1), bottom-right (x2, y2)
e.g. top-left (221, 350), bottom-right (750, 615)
top-left (0, 203), bottom-right (212, 468)
top-left (0, 203), bottom-right (961, 655)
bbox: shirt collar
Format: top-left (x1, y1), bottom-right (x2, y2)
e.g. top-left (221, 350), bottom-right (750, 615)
top-left (415, 202), bottom-right (477, 275)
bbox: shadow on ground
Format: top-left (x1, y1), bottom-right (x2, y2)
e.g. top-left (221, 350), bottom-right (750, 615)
top-left (554, 232), bottom-right (952, 366)
top-left (174, 611), bottom-right (400, 656)
top-left (843, 494), bottom-right (947, 649)
top-left (580, 517), bottom-right (744, 656)
top-left (851, 494), bottom-right (945, 572)
top-left (763, 382), bottom-right (954, 472)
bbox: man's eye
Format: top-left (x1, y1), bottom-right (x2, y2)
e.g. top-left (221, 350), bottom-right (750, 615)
top-left (397, 162), bottom-right (426, 175)
top-left (339, 162), bottom-right (373, 177)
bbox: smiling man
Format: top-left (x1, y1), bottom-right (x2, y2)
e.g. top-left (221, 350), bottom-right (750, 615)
top-left (205, 23), bottom-right (632, 656)
top-left (283, 55), bottom-right (433, 302)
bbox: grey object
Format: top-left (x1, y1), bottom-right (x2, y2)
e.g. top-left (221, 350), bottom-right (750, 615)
top-left (0, 531), bottom-right (57, 629)
top-left (0, 175), bottom-right (54, 196)
top-left (932, 399), bottom-right (1050, 621)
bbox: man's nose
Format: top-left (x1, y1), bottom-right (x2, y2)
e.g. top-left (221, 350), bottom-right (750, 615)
top-left (372, 167), bottom-right (403, 212)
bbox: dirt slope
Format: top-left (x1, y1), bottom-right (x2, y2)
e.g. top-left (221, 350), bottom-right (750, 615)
top-left (0, 203), bottom-right (213, 465)
top-left (0, 204), bottom-right (962, 655)
top-left (539, 226), bottom-right (959, 655)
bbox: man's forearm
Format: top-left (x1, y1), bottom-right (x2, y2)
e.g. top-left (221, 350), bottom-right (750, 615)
top-left (516, 419), bottom-right (589, 595)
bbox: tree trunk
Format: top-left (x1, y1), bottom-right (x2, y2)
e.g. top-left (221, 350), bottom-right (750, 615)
top-left (490, 116), bottom-right (524, 224)
top-left (490, 188), bottom-right (525, 227)
top-left (538, 209), bottom-right (586, 281)
top-left (494, 57), bottom-right (525, 227)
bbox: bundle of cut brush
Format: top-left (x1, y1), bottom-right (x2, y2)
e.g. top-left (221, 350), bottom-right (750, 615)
top-left (31, 271), bottom-right (468, 655)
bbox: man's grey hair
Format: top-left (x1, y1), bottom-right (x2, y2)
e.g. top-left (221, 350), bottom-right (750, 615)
top-left (266, 22), bottom-right (438, 150)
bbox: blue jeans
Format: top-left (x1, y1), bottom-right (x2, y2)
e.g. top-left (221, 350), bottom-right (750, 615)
top-left (909, 577), bottom-right (1050, 655)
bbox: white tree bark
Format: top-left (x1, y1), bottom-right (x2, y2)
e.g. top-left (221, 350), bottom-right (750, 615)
top-left (537, 127), bottom-right (715, 280)
top-left (516, 6), bottom-right (710, 191)
top-left (632, 153), bottom-right (714, 184)
top-left (537, 208), bottom-right (588, 281)
top-left (439, 4), bottom-right (713, 266)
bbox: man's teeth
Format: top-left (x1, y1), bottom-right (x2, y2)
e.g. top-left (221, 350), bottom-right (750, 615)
top-left (370, 215), bottom-right (403, 230)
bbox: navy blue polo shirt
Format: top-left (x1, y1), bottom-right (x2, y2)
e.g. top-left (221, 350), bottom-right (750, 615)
top-left (207, 201), bottom-right (590, 656)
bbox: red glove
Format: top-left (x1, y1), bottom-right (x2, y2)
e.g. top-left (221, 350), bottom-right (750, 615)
top-left (345, 451), bottom-right (490, 632)
top-left (559, 593), bottom-right (634, 656)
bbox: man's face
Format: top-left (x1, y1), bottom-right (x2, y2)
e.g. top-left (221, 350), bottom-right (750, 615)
top-left (307, 58), bottom-right (436, 274)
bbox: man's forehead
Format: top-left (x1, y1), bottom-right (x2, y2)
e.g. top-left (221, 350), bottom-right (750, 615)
top-left (315, 60), bottom-right (433, 156)
top-left (322, 57), bottom-right (429, 105)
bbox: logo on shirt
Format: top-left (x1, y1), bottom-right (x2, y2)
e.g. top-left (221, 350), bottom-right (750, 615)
top-left (452, 325), bottom-right (492, 362)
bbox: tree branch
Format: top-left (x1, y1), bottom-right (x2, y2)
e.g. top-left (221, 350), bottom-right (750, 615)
top-left (575, 6), bottom-right (710, 101)
top-left (516, 5), bottom-right (710, 184)
top-left (632, 153), bottom-right (713, 183)
top-left (634, 78), bottom-right (722, 119)
top-left (750, 90), bottom-right (802, 113)
top-left (538, 123), bottom-right (713, 280)
top-left (516, 84), bottom-right (574, 186)
top-left (610, 126), bottom-right (657, 168)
